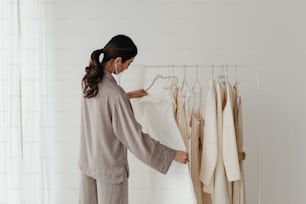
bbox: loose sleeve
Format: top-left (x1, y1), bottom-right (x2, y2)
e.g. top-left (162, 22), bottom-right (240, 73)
top-left (112, 95), bottom-right (176, 174)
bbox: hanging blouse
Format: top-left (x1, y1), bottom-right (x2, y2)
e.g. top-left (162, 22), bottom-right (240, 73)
top-left (130, 91), bottom-right (196, 204)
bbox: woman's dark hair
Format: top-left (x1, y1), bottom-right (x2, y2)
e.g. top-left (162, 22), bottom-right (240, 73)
top-left (82, 35), bottom-right (137, 98)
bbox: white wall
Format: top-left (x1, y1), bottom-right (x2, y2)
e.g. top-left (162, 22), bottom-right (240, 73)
top-left (47, 0), bottom-right (306, 203)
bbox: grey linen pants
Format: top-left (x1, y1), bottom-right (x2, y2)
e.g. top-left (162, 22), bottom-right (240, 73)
top-left (78, 173), bottom-right (128, 204)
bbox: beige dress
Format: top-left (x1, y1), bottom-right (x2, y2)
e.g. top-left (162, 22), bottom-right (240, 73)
top-left (190, 110), bottom-right (212, 204)
top-left (232, 83), bottom-right (246, 204)
top-left (78, 71), bottom-right (176, 204)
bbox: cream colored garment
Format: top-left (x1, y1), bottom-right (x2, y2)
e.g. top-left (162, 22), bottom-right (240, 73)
top-left (223, 82), bottom-right (241, 204)
top-left (200, 81), bottom-right (241, 204)
top-left (200, 81), bottom-right (218, 195)
top-left (224, 82), bottom-right (241, 179)
top-left (232, 83), bottom-right (246, 204)
top-left (176, 89), bottom-right (192, 150)
top-left (131, 91), bottom-right (196, 204)
top-left (213, 81), bottom-right (229, 204)
top-left (78, 71), bottom-right (176, 184)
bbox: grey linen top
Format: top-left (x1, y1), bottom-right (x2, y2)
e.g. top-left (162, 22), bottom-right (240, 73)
top-left (78, 71), bottom-right (176, 183)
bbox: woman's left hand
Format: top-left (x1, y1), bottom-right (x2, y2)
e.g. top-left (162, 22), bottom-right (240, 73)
top-left (127, 89), bottom-right (148, 99)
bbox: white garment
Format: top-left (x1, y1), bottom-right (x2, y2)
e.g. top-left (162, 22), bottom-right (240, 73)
top-left (130, 91), bottom-right (196, 204)
top-left (200, 81), bottom-right (218, 195)
top-left (200, 81), bottom-right (241, 204)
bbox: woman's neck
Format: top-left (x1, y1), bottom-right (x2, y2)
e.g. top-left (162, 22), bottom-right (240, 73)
top-left (104, 62), bottom-right (113, 74)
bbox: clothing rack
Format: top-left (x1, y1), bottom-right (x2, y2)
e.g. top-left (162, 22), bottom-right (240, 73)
top-left (129, 63), bottom-right (261, 204)
top-left (132, 63), bottom-right (260, 100)
top-left (131, 64), bottom-right (254, 75)
top-left (132, 64), bottom-right (260, 91)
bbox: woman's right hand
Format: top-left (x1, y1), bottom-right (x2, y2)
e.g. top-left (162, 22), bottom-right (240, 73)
top-left (127, 89), bottom-right (148, 99)
top-left (174, 150), bottom-right (189, 164)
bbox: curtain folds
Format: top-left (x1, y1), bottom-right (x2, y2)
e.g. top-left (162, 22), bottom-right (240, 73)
top-left (0, 0), bottom-right (51, 203)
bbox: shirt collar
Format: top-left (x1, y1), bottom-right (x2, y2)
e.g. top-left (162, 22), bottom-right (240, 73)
top-left (104, 70), bottom-right (117, 84)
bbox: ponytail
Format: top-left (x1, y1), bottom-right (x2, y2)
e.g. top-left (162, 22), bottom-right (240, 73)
top-left (82, 35), bottom-right (138, 98)
top-left (82, 49), bottom-right (104, 98)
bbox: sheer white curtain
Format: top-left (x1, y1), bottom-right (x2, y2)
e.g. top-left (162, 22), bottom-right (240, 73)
top-left (0, 0), bottom-right (51, 203)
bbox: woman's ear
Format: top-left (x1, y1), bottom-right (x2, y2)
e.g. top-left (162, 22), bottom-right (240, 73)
top-left (114, 57), bottom-right (122, 65)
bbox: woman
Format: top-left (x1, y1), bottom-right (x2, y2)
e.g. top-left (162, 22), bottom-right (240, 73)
top-left (78, 34), bottom-right (189, 204)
